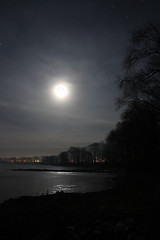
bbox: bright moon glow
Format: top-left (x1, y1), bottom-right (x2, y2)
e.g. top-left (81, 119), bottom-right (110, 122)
top-left (54, 84), bottom-right (68, 99)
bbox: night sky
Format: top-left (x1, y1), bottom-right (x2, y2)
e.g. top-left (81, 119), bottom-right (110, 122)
top-left (0, 0), bottom-right (160, 157)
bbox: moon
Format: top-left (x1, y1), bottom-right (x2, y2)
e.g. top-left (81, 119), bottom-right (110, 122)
top-left (54, 84), bottom-right (68, 99)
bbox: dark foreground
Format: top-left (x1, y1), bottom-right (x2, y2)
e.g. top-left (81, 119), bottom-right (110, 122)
top-left (0, 172), bottom-right (159, 240)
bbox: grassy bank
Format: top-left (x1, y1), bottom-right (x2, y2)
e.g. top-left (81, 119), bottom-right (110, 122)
top-left (0, 171), bottom-right (159, 240)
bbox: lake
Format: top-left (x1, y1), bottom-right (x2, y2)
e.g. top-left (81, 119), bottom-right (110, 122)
top-left (0, 163), bottom-right (117, 203)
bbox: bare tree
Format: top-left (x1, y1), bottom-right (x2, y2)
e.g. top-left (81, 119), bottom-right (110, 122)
top-left (116, 23), bottom-right (160, 111)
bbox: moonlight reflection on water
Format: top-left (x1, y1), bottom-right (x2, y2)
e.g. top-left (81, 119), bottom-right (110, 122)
top-left (0, 164), bottom-right (117, 203)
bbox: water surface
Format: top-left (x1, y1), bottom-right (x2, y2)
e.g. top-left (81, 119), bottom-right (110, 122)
top-left (0, 163), bottom-right (117, 203)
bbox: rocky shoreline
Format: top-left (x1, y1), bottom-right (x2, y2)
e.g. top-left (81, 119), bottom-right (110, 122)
top-left (0, 171), bottom-right (159, 240)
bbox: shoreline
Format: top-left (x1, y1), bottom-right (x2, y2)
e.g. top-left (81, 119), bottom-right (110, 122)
top-left (1, 168), bottom-right (118, 204)
top-left (0, 171), bottom-right (159, 239)
top-left (11, 168), bottom-right (115, 173)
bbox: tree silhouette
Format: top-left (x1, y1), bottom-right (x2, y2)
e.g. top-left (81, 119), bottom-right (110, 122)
top-left (58, 151), bottom-right (69, 163)
top-left (88, 142), bottom-right (105, 162)
top-left (68, 147), bottom-right (80, 163)
top-left (116, 23), bottom-right (160, 111)
top-left (106, 102), bottom-right (160, 169)
top-left (105, 23), bottom-right (160, 170)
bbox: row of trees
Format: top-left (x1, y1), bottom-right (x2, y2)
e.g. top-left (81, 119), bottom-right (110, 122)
top-left (106, 23), bottom-right (160, 170)
top-left (58, 142), bottom-right (106, 164)
top-left (42, 142), bottom-right (106, 165)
